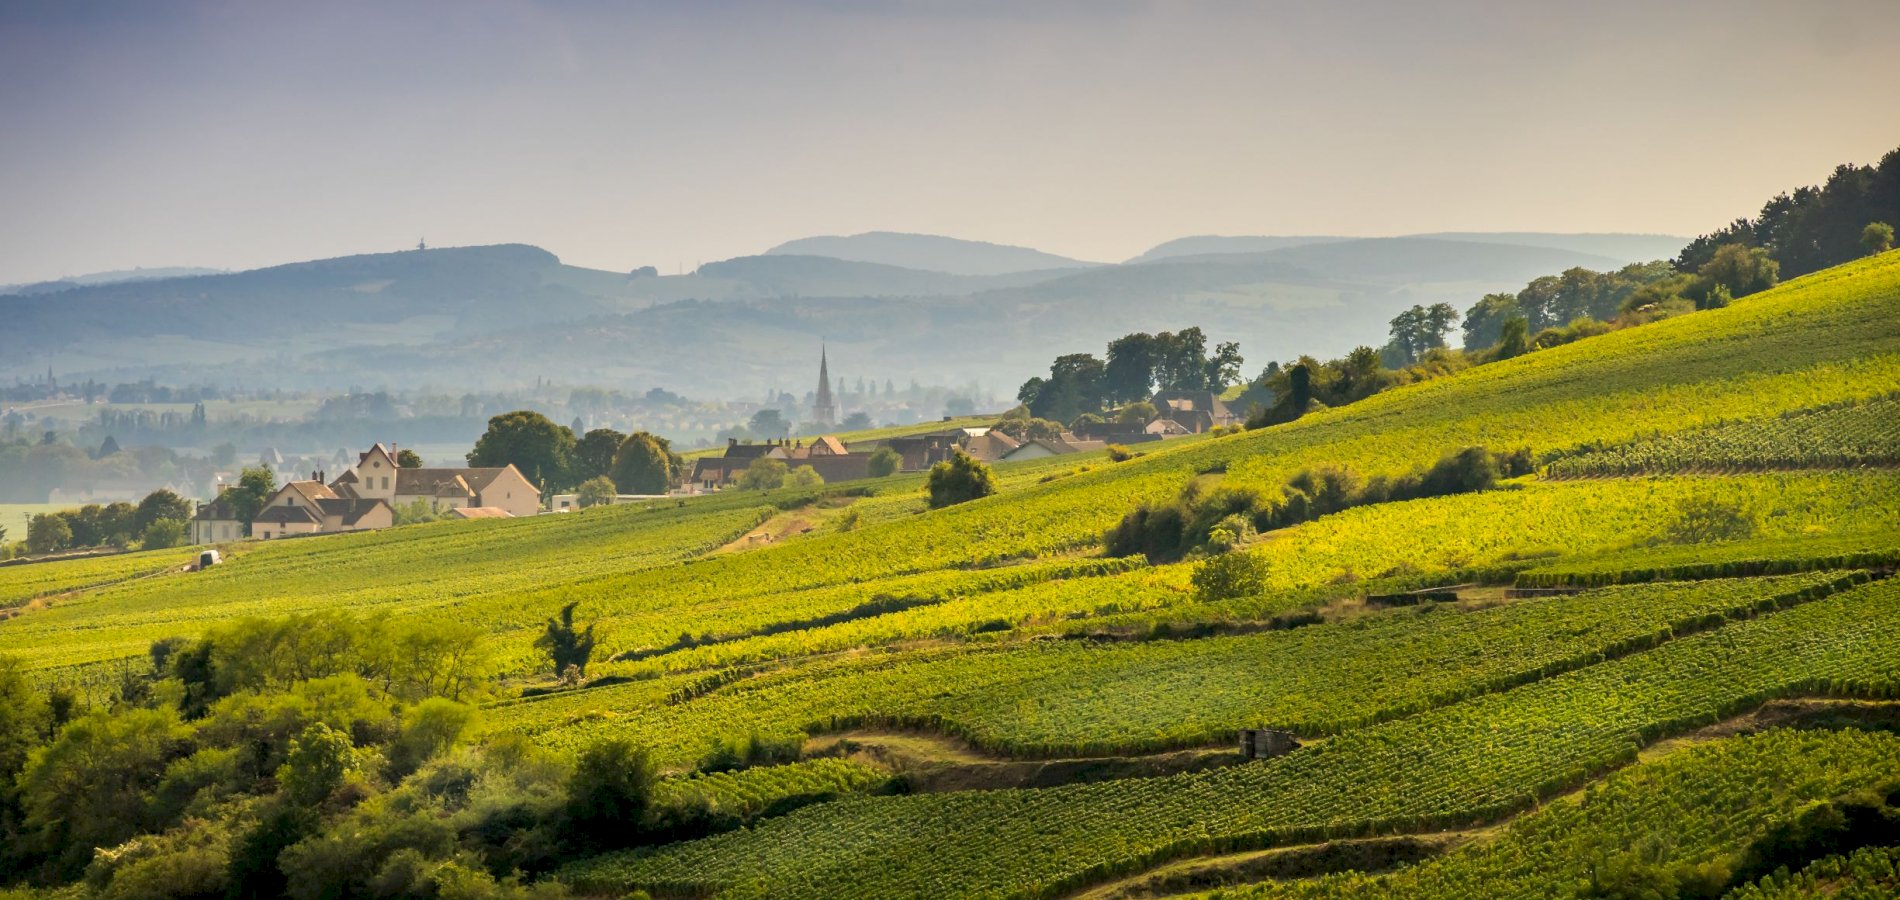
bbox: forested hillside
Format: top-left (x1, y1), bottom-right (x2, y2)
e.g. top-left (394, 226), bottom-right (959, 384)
top-left (1, 246), bottom-right (1896, 898)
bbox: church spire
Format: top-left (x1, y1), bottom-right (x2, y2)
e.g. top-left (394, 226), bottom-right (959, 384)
top-left (812, 344), bottom-right (838, 427)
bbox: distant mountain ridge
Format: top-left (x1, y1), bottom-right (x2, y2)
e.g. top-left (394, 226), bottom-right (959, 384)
top-left (764, 231), bottom-right (1103, 276)
top-left (5, 233), bottom-right (1688, 396)
top-left (0, 266), bottom-right (227, 296)
top-left (1129, 232), bottom-right (1688, 266)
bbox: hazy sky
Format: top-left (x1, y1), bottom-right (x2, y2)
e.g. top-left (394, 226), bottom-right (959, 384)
top-left (3, 0), bottom-right (1898, 282)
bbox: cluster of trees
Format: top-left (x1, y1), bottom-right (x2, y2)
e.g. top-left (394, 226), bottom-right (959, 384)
top-left (1456, 261), bottom-right (1682, 351)
top-left (1679, 146), bottom-right (1900, 279)
top-left (0, 598), bottom-right (810, 898)
top-left (468, 411), bottom-right (684, 498)
top-left (1107, 446), bottom-right (1530, 562)
top-left (1384, 303), bottom-right (1461, 365)
top-left (1016, 327), bottom-right (1243, 424)
top-left (17, 489), bottom-right (193, 555)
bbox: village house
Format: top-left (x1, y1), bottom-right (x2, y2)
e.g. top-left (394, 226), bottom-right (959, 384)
top-left (193, 444), bottom-right (542, 541)
top-left (330, 443), bottom-right (541, 519)
top-left (188, 493), bottom-right (245, 544)
top-left (1150, 389), bottom-right (1241, 433)
top-left (1000, 433), bottom-right (1108, 462)
top-left (251, 476), bottom-right (393, 540)
top-left (1070, 420), bottom-right (1163, 444)
top-left (690, 435), bottom-right (878, 490)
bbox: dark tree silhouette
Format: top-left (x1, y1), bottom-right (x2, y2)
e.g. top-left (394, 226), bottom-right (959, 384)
top-left (535, 602), bottom-right (598, 676)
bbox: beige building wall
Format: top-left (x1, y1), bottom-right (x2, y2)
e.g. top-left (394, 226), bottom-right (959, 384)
top-left (476, 467), bottom-right (542, 518)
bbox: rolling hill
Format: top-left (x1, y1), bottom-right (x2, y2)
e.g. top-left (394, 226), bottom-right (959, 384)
top-left (1128, 231), bottom-right (1688, 265)
top-left (763, 230), bottom-right (1104, 275)
top-left (3, 233), bottom-right (1693, 397)
top-left (3, 249), bottom-right (1897, 897)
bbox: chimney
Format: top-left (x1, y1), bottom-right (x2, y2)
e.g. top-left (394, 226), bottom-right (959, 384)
top-left (728, 437), bottom-right (737, 448)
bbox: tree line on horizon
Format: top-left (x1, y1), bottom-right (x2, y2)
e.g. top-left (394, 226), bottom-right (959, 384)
top-left (1010, 144), bottom-right (1900, 437)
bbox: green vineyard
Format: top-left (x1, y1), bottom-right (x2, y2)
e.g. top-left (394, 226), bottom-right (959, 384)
top-left (4, 249), bottom-right (1900, 898)
top-left (574, 577), bottom-right (1900, 897)
top-left (1547, 394), bottom-right (1900, 478)
top-left (1211, 728), bottom-right (1900, 898)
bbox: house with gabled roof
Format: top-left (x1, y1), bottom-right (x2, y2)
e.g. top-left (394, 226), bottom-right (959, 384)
top-left (1151, 389), bottom-right (1240, 433)
top-left (190, 492), bottom-right (246, 544)
top-left (237, 444), bottom-right (540, 540)
top-left (251, 477), bottom-right (395, 540)
top-left (689, 435), bottom-right (880, 490)
top-left (331, 443), bottom-right (541, 519)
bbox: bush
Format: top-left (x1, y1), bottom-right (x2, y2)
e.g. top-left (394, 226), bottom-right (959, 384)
top-left (1192, 551), bottom-right (1270, 602)
top-left (867, 446), bottom-right (902, 478)
top-left (787, 465), bottom-right (824, 489)
top-left (387, 698), bottom-right (476, 778)
top-left (738, 457), bottom-right (788, 491)
top-left (140, 519), bottom-right (187, 551)
top-left (926, 451), bottom-right (998, 509)
top-left (279, 723), bottom-right (356, 806)
top-left (575, 476), bottom-right (618, 509)
top-left (564, 739), bottom-right (657, 850)
top-left (393, 499), bottom-right (442, 525)
top-left (1205, 513), bottom-right (1256, 551)
top-left (1104, 444), bottom-right (1134, 463)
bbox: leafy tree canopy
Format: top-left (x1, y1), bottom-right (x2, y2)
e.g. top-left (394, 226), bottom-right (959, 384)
top-left (468, 410), bottom-right (574, 492)
top-left (610, 431), bottom-right (676, 495)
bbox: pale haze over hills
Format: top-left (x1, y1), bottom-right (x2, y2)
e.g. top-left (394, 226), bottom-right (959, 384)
top-left (764, 232), bottom-right (1104, 276)
top-left (0, 231), bottom-right (1678, 396)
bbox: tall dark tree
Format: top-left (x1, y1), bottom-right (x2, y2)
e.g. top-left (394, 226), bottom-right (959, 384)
top-left (1024, 354), bottom-right (1105, 423)
top-left (1387, 303), bottom-right (1458, 364)
top-left (610, 432), bottom-right (676, 495)
top-left (572, 428), bottom-right (627, 482)
top-left (1153, 328), bottom-right (1210, 390)
top-left (1461, 293), bottom-right (1524, 351)
top-left (535, 602), bottom-right (597, 676)
top-left (1203, 341), bottom-right (1245, 391)
top-left (468, 410), bottom-right (575, 492)
top-left (227, 466), bottom-right (277, 531)
top-left (395, 449), bottom-right (424, 468)
top-left (1103, 333), bottom-right (1161, 403)
top-left (1288, 363), bottom-right (1312, 410)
